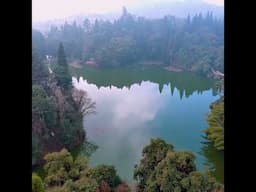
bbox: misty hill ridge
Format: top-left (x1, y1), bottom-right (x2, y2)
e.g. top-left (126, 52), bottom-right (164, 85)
top-left (33, 0), bottom-right (223, 33)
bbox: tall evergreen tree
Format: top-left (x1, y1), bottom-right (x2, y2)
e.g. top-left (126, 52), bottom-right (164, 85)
top-left (54, 42), bottom-right (72, 90)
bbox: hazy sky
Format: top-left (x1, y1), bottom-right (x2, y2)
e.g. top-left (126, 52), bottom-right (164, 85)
top-left (33, 0), bottom-right (224, 22)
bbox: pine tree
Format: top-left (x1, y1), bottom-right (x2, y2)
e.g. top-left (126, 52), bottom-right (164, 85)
top-left (186, 14), bottom-right (191, 24)
top-left (122, 6), bottom-right (127, 17)
top-left (54, 42), bottom-right (72, 90)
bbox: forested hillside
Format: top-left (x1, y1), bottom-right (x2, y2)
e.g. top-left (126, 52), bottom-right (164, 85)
top-left (32, 43), bottom-right (95, 166)
top-left (33, 8), bottom-right (223, 77)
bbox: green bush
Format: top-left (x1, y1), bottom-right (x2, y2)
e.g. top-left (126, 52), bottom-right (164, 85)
top-left (32, 173), bottom-right (44, 192)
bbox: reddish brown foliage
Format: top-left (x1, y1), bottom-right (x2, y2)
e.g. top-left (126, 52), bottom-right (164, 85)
top-left (96, 181), bottom-right (111, 192)
top-left (114, 182), bottom-right (130, 192)
top-left (212, 186), bottom-right (224, 192)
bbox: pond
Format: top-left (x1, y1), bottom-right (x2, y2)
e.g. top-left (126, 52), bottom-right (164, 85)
top-left (72, 65), bottom-right (223, 184)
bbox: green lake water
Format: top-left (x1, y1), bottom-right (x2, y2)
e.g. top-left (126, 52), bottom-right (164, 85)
top-left (72, 65), bottom-right (224, 184)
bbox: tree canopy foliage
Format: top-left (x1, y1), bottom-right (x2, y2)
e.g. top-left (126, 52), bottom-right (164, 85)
top-left (134, 138), bottom-right (223, 192)
top-left (204, 98), bottom-right (224, 151)
top-left (41, 149), bottom-right (129, 192)
top-left (32, 84), bottom-right (57, 129)
top-left (32, 44), bottom-right (95, 166)
top-left (87, 165), bottom-right (122, 189)
top-left (33, 140), bottom-right (223, 192)
top-left (32, 173), bottom-right (45, 192)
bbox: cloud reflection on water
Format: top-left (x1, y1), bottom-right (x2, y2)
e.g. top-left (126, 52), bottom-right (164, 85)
top-left (72, 76), bottom-right (220, 182)
top-left (73, 77), bottom-right (163, 129)
top-left (73, 77), bottom-right (166, 181)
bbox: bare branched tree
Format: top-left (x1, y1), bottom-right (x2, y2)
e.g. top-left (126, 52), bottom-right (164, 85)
top-left (72, 88), bottom-right (96, 116)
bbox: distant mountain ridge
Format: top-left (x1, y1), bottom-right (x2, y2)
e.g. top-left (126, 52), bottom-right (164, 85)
top-left (131, 0), bottom-right (223, 19)
top-left (33, 0), bottom-right (223, 33)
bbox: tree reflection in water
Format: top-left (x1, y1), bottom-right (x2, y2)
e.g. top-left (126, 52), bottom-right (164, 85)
top-left (199, 139), bottom-right (224, 184)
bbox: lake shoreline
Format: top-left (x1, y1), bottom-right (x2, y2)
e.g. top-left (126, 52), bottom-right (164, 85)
top-left (69, 61), bottom-right (221, 80)
top-left (164, 65), bottom-right (183, 72)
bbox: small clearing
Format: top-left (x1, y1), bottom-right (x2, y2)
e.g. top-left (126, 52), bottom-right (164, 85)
top-left (164, 65), bottom-right (183, 72)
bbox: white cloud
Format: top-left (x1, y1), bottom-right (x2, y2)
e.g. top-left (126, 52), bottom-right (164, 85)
top-left (72, 77), bottom-right (162, 129)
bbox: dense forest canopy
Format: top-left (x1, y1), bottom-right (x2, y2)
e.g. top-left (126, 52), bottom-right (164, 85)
top-left (33, 8), bottom-right (223, 77)
top-left (134, 138), bottom-right (223, 192)
top-left (32, 43), bottom-right (95, 166)
top-left (32, 139), bottom-right (223, 192)
top-left (33, 149), bottom-right (129, 192)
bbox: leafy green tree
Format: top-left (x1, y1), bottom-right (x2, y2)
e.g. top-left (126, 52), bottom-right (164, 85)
top-left (32, 173), bottom-right (45, 192)
top-left (134, 138), bottom-right (174, 191)
top-left (61, 111), bottom-right (83, 146)
top-left (134, 138), bottom-right (222, 192)
top-left (204, 99), bottom-right (224, 150)
top-left (144, 150), bottom-right (196, 191)
top-left (32, 85), bottom-right (57, 130)
top-left (54, 43), bottom-right (71, 90)
top-left (87, 165), bottom-right (122, 188)
top-left (59, 177), bottom-right (98, 192)
top-left (43, 149), bottom-right (98, 192)
top-left (43, 149), bottom-right (125, 192)
top-left (180, 171), bottom-right (223, 192)
top-left (44, 149), bottom-right (73, 186)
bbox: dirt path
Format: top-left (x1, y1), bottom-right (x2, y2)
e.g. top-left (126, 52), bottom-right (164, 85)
top-left (164, 65), bottom-right (183, 72)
